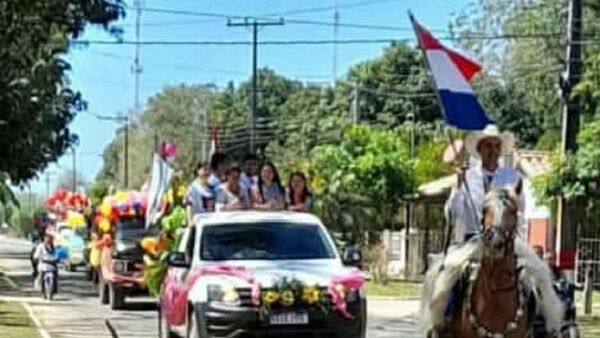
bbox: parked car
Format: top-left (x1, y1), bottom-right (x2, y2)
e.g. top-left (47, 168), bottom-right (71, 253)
top-left (56, 223), bottom-right (86, 272)
top-left (159, 211), bottom-right (367, 338)
top-left (98, 216), bottom-right (148, 310)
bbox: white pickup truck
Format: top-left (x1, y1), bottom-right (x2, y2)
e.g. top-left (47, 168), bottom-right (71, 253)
top-left (159, 211), bottom-right (367, 338)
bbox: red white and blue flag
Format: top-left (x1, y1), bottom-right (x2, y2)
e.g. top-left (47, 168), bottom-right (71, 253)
top-left (410, 13), bottom-right (492, 130)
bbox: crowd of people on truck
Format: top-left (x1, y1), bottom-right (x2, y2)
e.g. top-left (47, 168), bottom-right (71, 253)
top-left (185, 152), bottom-right (313, 225)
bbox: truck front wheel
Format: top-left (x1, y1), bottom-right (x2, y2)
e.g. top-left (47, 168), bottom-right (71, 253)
top-left (109, 284), bottom-right (125, 310)
top-left (98, 271), bottom-right (109, 305)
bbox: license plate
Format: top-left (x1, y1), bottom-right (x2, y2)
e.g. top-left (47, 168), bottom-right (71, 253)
top-left (269, 312), bottom-right (309, 325)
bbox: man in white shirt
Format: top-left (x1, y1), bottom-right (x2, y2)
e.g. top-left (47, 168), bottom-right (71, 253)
top-left (240, 153), bottom-right (259, 194)
top-left (445, 124), bottom-right (525, 244)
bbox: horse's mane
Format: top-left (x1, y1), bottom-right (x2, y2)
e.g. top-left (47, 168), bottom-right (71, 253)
top-left (419, 237), bottom-right (564, 335)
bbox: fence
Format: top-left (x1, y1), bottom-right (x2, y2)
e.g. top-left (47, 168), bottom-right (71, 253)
top-left (576, 238), bottom-right (600, 288)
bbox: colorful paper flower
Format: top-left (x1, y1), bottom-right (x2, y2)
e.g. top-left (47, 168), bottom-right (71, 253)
top-left (302, 286), bottom-right (321, 304)
top-left (263, 291), bottom-right (279, 305)
top-left (280, 290), bottom-right (295, 307)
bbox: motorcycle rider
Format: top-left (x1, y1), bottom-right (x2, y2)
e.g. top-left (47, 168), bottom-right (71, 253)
top-left (33, 231), bottom-right (58, 296)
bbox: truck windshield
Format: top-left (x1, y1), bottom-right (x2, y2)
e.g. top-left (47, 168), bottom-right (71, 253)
top-left (115, 217), bottom-right (146, 240)
top-left (200, 222), bottom-right (336, 261)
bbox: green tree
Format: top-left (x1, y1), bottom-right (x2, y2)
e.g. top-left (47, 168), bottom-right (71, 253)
top-left (0, 0), bottom-right (124, 183)
top-left (342, 43), bottom-right (438, 126)
top-left (309, 125), bottom-right (415, 241)
top-left (535, 117), bottom-right (600, 234)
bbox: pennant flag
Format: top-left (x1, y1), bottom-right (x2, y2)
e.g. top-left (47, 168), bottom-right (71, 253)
top-left (145, 152), bottom-right (173, 228)
top-left (410, 13), bottom-right (492, 130)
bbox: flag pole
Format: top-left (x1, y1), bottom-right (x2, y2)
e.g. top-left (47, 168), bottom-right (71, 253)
top-left (409, 12), bottom-right (481, 243)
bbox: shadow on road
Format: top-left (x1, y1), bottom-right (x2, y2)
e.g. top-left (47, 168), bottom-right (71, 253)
top-left (119, 299), bottom-right (157, 312)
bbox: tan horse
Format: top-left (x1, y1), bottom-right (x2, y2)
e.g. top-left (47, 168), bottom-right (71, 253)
top-left (453, 187), bottom-right (528, 338)
top-left (420, 183), bottom-right (564, 338)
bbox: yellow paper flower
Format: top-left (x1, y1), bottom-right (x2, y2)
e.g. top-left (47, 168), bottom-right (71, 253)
top-left (99, 218), bottom-right (111, 233)
top-left (302, 286), bottom-right (321, 304)
top-left (263, 291), bottom-right (279, 305)
top-left (280, 290), bottom-right (295, 307)
top-left (99, 202), bottom-right (112, 218)
top-left (141, 237), bottom-right (158, 256)
top-left (115, 191), bottom-right (128, 204)
top-left (176, 185), bottom-right (187, 199)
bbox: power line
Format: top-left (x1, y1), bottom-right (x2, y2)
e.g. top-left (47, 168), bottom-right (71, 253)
top-left (259, 0), bottom-right (406, 17)
top-left (72, 34), bottom-right (578, 46)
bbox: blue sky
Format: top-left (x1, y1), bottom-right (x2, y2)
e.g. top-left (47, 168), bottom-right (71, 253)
top-left (28, 0), bottom-right (471, 194)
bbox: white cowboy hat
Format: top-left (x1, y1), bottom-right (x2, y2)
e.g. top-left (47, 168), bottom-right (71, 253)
top-left (464, 124), bottom-right (515, 157)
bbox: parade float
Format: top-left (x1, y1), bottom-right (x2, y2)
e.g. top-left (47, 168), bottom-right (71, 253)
top-left (93, 190), bottom-right (149, 309)
top-left (44, 189), bottom-right (90, 271)
top-left (140, 174), bottom-right (188, 297)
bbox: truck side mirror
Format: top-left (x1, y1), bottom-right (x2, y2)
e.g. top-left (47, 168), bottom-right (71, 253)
top-left (342, 246), bottom-right (362, 269)
top-left (167, 252), bottom-right (189, 268)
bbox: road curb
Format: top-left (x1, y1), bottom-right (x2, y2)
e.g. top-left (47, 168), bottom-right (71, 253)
top-left (23, 302), bottom-right (52, 338)
top-left (368, 296), bottom-right (420, 301)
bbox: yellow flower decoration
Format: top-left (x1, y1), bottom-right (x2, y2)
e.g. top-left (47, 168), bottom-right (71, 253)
top-left (302, 286), bottom-right (321, 304)
top-left (263, 291), bottom-right (279, 305)
top-left (165, 189), bottom-right (174, 204)
top-left (141, 237), bottom-right (158, 256)
top-left (115, 190), bottom-right (128, 204)
top-left (99, 218), bottom-right (112, 233)
top-left (176, 185), bottom-right (187, 199)
top-left (280, 290), bottom-right (295, 307)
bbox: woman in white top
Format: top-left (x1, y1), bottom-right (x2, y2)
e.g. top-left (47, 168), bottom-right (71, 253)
top-left (251, 162), bottom-right (285, 211)
top-left (286, 172), bottom-right (312, 212)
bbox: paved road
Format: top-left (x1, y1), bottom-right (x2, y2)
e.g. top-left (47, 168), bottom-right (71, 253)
top-left (0, 235), bottom-right (420, 338)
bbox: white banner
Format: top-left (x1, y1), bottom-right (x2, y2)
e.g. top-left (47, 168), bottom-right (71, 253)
top-left (145, 153), bottom-right (173, 228)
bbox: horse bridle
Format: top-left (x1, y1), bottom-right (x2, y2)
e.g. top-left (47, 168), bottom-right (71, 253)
top-left (480, 189), bottom-right (517, 247)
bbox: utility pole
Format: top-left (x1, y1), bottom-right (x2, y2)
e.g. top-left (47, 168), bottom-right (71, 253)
top-left (202, 111), bottom-right (208, 161)
top-left (123, 112), bottom-right (129, 188)
top-left (227, 17), bottom-right (284, 153)
top-left (45, 172), bottom-right (55, 199)
top-left (28, 183), bottom-right (33, 218)
top-left (72, 146), bottom-right (76, 192)
top-left (556, 0), bottom-right (582, 281)
top-left (332, 0), bottom-right (339, 82)
top-left (407, 110), bottom-right (416, 159)
top-left (126, 0), bottom-right (143, 188)
top-left (353, 81), bottom-right (360, 123)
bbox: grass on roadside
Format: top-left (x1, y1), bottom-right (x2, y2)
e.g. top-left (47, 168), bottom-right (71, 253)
top-left (365, 280), bottom-right (422, 299)
top-left (0, 301), bottom-right (41, 338)
top-left (579, 315), bottom-right (600, 336)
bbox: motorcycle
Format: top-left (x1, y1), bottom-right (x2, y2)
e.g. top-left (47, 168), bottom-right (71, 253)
top-left (532, 275), bottom-right (580, 338)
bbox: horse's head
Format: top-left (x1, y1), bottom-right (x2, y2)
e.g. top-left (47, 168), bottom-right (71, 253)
top-left (481, 180), bottom-right (522, 259)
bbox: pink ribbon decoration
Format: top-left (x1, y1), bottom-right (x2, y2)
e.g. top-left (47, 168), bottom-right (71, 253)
top-left (161, 264), bottom-right (261, 326)
top-left (328, 268), bottom-right (365, 319)
top-left (159, 142), bottom-right (179, 159)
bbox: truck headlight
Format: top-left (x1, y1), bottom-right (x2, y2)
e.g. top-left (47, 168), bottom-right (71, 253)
top-left (207, 285), bottom-right (240, 305)
top-left (113, 260), bottom-right (127, 273)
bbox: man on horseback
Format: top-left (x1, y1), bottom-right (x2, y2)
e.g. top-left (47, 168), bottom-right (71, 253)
top-left (445, 124), bottom-right (525, 244)
top-left (420, 125), bottom-right (564, 338)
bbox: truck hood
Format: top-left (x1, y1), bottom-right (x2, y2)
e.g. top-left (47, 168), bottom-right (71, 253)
top-left (200, 259), bottom-right (352, 288)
